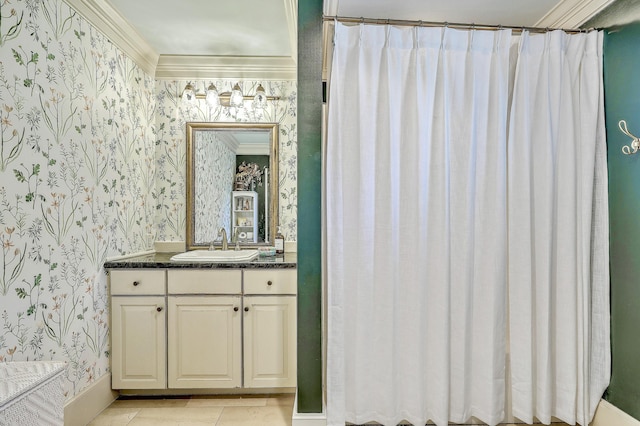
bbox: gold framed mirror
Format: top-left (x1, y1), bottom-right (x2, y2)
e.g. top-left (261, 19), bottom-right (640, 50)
top-left (185, 122), bottom-right (279, 250)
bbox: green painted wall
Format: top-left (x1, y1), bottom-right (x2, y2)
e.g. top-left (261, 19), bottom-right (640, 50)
top-left (603, 22), bottom-right (640, 421)
top-left (296, 0), bottom-right (324, 414)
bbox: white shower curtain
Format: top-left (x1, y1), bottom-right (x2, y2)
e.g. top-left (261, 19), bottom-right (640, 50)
top-left (507, 31), bottom-right (610, 426)
top-left (327, 23), bottom-right (511, 426)
top-left (326, 22), bottom-right (609, 426)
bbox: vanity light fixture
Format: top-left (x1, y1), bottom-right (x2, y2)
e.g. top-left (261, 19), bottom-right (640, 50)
top-left (181, 82), bottom-right (280, 108)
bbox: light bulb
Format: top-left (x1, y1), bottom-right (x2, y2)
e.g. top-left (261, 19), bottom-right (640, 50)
top-left (253, 84), bottom-right (268, 109)
top-left (230, 83), bottom-right (244, 107)
top-left (205, 83), bottom-right (220, 108)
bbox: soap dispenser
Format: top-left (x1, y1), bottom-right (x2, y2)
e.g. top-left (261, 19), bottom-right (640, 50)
top-left (274, 226), bottom-right (285, 254)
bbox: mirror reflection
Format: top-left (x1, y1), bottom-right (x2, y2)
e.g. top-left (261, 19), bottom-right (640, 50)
top-left (186, 122), bottom-right (279, 250)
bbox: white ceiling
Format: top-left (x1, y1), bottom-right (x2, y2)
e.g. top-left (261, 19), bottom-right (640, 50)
top-left (107, 0), bottom-right (294, 57)
top-left (65, 0), bottom-right (616, 79)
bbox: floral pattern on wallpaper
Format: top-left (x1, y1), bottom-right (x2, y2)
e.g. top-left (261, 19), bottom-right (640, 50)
top-left (155, 80), bottom-right (297, 242)
top-left (0, 0), bottom-right (155, 398)
top-left (194, 130), bottom-right (235, 243)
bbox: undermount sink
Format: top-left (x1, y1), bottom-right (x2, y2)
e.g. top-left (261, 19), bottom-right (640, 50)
top-left (170, 249), bottom-right (259, 262)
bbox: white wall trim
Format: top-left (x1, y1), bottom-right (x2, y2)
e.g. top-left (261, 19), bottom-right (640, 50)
top-left (61, 0), bottom-right (158, 76)
top-left (155, 55), bottom-right (297, 80)
top-left (64, 373), bottom-right (118, 426)
top-left (535, 0), bottom-right (617, 28)
top-left (284, 0), bottom-right (298, 64)
top-left (292, 390), bottom-right (327, 426)
top-left (323, 0), bottom-right (338, 16)
top-left (591, 399), bottom-right (640, 426)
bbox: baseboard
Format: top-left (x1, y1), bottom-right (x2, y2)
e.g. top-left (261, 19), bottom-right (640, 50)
top-left (292, 390), bottom-right (326, 426)
top-left (64, 373), bottom-right (118, 426)
top-left (591, 399), bottom-right (640, 426)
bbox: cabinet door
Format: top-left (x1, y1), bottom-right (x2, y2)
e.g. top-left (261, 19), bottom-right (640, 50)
top-left (243, 296), bottom-right (296, 388)
top-left (168, 296), bottom-right (242, 388)
top-left (111, 296), bottom-right (166, 389)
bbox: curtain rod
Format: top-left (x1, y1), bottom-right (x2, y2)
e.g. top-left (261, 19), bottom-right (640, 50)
top-left (323, 15), bottom-right (594, 35)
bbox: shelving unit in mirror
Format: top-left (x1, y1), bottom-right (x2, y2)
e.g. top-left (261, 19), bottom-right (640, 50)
top-left (232, 191), bottom-right (258, 243)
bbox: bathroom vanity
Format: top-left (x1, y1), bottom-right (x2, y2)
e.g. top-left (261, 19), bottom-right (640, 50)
top-left (104, 252), bottom-right (297, 392)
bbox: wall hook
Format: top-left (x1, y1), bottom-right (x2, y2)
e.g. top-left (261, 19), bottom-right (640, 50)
top-left (619, 120), bottom-right (640, 155)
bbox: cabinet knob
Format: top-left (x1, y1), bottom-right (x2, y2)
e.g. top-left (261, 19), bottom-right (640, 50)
top-left (244, 307), bottom-right (249, 312)
top-left (234, 307), bottom-right (239, 312)
top-left (267, 280), bottom-right (273, 286)
top-left (156, 307), bottom-right (162, 312)
top-left (132, 281), bottom-right (140, 286)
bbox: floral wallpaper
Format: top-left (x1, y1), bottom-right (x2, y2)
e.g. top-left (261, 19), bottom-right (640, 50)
top-left (0, 0), bottom-right (297, 403)
top-left (0, 0), bottom-right (156, 398)
top-left (194, 130), bottom-right (234, 243)
top-left (154, 80), bottom-right (298, 242)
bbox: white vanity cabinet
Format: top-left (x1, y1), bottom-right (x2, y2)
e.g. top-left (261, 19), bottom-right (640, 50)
top-left (110, 270), bottom-right (167, 389)
top-left (109, 266), bottom-right (296, 391)
top-left (167, 270), bottom-right (242, 389)
top-left (243, 270), bottom-right (297, 388)
top-left (243, 296), bottom-right (296, 387)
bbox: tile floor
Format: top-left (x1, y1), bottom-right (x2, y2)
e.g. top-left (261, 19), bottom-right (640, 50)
top-left (88, 393), bottom-right (294, 426)
top-left (89, 394), bottom-right (572, 426)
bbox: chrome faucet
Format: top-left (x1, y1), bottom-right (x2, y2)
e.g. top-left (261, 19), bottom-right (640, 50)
top-left (217, 228), bottom-right (228, 251)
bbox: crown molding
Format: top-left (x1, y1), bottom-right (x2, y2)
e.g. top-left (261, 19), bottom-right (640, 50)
top-left (535, 0), bottom-right (617, 29)
top-left (62, 0), bottom-right (158, 76)
top-left (216, 133), bottom-right (241, 154)
top-left (155, 55), bottom-right (297, 80)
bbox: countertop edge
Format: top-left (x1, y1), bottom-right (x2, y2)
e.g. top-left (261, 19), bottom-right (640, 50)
top-left (103, 251), bottom-right (297, 269)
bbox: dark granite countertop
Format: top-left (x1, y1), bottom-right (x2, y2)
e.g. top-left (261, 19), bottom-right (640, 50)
top-left (104, 251), bottom-right (297, 269)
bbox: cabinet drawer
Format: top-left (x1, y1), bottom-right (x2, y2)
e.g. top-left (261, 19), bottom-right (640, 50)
top-left (110, 270), bottom-right (165, 295)
top-left (244, 269), bottom-right (297, 294)
top-left (167, 270), bottom-right (242, 294)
